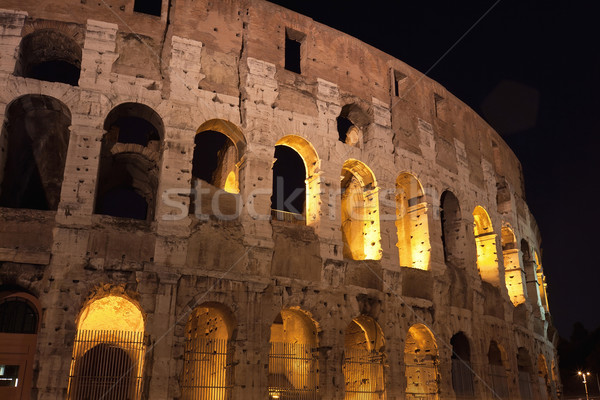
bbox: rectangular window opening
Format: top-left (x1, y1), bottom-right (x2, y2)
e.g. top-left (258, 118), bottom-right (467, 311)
top-left (392, 69), bottom-right (407, 97)
top-left (434, 93), bottom-right (448, 121)
top-left (285, 28), bottom-right (305, 74)
top-left (134, 0), bottom-right (162, 17)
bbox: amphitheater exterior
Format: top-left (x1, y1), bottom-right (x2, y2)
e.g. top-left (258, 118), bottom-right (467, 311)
top-left (0, 0), bottom-right (559, 399)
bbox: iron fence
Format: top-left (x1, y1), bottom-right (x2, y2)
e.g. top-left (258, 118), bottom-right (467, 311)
top-left (490, 364), bottom-right (509, 399)
top-left (451, 359), bottom-right (475, 399)
top-left (268, 342), bottom-right (318, 400)
top-left (67, 329), bottom-right (145, 400)
top-left (181, 337), bottom-right (233, 400)
top-left (343, 348), bottom-right (386, 399)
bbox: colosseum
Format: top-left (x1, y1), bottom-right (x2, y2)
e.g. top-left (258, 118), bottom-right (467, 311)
top-left (0, 0), bottom-right (559, 399)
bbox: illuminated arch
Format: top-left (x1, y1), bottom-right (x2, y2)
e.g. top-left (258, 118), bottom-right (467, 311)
top-left (96, 103), bottom-right (164, 221)
top-left (404, 324), bottom-right (439, 399)
top-left (181, 302), bottom-right (236, 400)
top-left (534, 251), bottom-right (550, 313)
top-left (269, 308), bottom-right (318, 399)
top-left (343, 316), bottom-right (386, 398)
top-left (341, 159), bottom-right (381, 260)
top-left (396, 173), bottom-right (430, 270)
top-left (472, 206), bottom-right (500, 285)
top-left (193, 119), bottom-right (246, 195)
top-left (68, 295), bottom-right (145, 400)
top-left (488, 341), bottom-right (509, 398)
top-left (501, 225), bottom-right (527, 306)
top-left (271, 135), bottom-right (320, 225)
top-left (0, 94), bottom-right (71, 210)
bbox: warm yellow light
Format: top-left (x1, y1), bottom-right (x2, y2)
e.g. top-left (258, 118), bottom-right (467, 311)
top-left (78, 295), bottom-right (144, 332)
top-left (223, 170), bottom-right (239, 193)
top-left (276, 135), bottom-right (320, 227)
top-left (473, 206), bottom-right (500, 286)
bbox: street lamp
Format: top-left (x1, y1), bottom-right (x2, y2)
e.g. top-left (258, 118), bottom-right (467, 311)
top-left (578, 371), bottom-right (591, 400)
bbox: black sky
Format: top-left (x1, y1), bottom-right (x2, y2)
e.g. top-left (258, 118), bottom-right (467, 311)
top-left (268, 0), bottom-right (600, 337)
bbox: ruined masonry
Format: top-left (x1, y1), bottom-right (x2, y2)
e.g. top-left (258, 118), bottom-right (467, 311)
top-left (0, 0), bottom-right (559, 399)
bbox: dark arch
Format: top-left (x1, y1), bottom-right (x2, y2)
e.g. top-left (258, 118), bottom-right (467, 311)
top-left (518, 347), bottom-right (534, 400)
top-left (103, 102), bottom-right (164, 143)
top-left (16, 29), bottom-right (82, 86)
top-left (271, 145), bottom-right (306, 216)
top-left (337, 103), bottom-right (369, 146)
top-left (0, 297), bottom-right (38, 334)
top-left (0, 94), bottom-right (71, 210)
top-left (488, 341), bottom-right (509, 399)
top-left (440, 191), bottom-right (462, 264)
top-left (451, 332), bottom-right (474, 397)
top-left (71, 344), bottom-right (134, 400)
top-left (96, 103), bottom-right (163, 221)
top-left (521, 239), bottom-right (532, 262)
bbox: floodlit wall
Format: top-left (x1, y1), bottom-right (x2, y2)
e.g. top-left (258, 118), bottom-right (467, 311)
top-left (0, 0), bottom-right (558, 399)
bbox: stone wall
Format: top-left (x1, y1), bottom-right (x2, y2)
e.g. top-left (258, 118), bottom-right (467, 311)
top-left (0, 1), bottom-right (559, 399)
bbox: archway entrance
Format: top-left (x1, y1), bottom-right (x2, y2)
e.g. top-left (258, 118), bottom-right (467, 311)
top-left (0, 291), bottom-right (40, 400)
top-left (404, 324), bottom-right (438, 400)
top-left (67, 295), bottom-right (145, 400)
top-left (268, 308), bottom-right (319, 399)
top-left (343, 316), bottom-right (386, 399)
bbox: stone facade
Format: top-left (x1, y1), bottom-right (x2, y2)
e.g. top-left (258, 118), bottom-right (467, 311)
top-left (0, 1), bottom-right (559, 399)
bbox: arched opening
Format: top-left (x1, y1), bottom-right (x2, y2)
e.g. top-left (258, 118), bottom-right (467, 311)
top-left (16, 29), bottom-right (82, 86)
top-left (488, 341), bottom-right (509, 399)
top-left (396, 173), bottom-right (430, 270)
top-left (0, 291), bottom-right (40, 400)
top-left (404, 324), bottom-right (439, 400)
top-left (537, 354), bottom-right (551, 400)
top-left (440, 191), bottom-right (463, 266)
top-left (472, 206), bottom-right (500, 285)
top-left (343, 316), bottom-right (386, 399)
top-left (520, 240), bottom-right (543, 315)
top-left (192, 120), bottom-right (245, 195)
top-left (337, 103), bottom-right (369, 147)
top-left (268, 308), bottom-right (318, 399)
top-left (535, 252), bottom-right (550, 314)
top-left (517, 348), bottom-right (534, 400)
top-left (95, 103), bottom-right (163, 221)
top-left (67, 295), bottom-right (145, 400)
top-left (451, 332), bottom-right (474, 398)
top-left (181, 303), bottom-right (236, 400)
top-left (341, 160), bottom-right (381, 260)
top-left (501, 225), bottom-right (527, 306)
top-left (0, 95), bottom-right (71, 210)
top-left (271, 135), bottom-right (320, 225)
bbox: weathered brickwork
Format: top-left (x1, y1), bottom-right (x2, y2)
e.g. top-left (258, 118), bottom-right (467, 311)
top-left (0, 1), bottom-right (559, 399)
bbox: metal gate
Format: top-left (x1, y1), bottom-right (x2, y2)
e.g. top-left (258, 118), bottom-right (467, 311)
top-left (519, 371), bottom-right (533, 400)
top-left (451, 359), bottom-right (474, 398)
top-left (67, 330), bottom-right (145, 400)
top-left (181, 337), bottom-right (233, 400)
top-left (343, 349), bottom-right (386, 400)
top-left (490, 365), bottom-right (509, 399)
top-left (268, 342), bottom-right (318, 400)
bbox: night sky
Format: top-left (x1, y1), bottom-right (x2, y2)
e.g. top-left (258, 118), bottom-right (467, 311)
top-left (269, 0), bottom-right (600, 337)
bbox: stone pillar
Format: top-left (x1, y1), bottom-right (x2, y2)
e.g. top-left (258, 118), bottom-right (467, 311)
top-left (503, 248), bottom-right (527, 306)
top-left (80, 19), bottom-right (118, 90)
top-left (0, 9), bottom-right (27, 73)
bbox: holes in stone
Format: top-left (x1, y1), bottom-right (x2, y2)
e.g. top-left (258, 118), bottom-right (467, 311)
top-left (134, 0), bottom-right (161, 16)
top-left (16, 29), bottom-right (81, 86)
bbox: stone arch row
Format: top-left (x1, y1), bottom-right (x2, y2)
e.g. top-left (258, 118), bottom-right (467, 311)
top-left (64, 293), bottom-right (557, 399)
top-left (0, 94), bottom-right (546, 307)
top-left (0, 287), bottom-right (558, 399)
